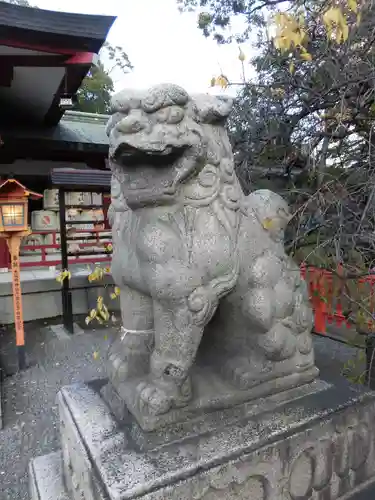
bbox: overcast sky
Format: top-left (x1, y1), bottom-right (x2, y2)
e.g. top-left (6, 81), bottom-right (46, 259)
top-left (34, 0), bottom-right (255, 95)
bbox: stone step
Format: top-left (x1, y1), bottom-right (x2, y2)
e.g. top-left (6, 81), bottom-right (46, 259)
top-left (29, 452), bottom-right (69, 500)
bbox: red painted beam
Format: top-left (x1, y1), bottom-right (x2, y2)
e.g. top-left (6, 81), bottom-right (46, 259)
top-left (65, 53), bottom-right (98, 66)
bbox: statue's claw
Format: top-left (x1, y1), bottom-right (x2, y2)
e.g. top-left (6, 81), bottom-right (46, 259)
top-left (136, 381), bottom-right (172, 416)
top-left (135, 376), bottom-right (193, 416)
top-left (174, 377), bottom-right (193, 408)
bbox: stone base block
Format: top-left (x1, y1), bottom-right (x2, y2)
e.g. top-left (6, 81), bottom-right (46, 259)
top-left (30, 378), bottom-right (375, 499)
top-left (113, 364), bottom-right (319, 432)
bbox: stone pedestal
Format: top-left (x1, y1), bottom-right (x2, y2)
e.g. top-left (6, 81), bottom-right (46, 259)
top-left (30, 377), bottom-right (375, 500)
top-left (0, 367), bottom-right (3, 429)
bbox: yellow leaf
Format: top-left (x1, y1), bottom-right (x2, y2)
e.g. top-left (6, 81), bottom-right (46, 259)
top-left (99, 308), bottom-right (109, 321)
top-left (326, 25), bottom-right (332, 40)
top-left (97, 296), bottom-right (103, 311)
top-left (238, 48), bottom-right (246, 62)
top-left (323, 7), bottom-right (349, 44)
top-left (89, 309), bottom-right (97, 319)
top-left (210, 77), bottom-right (216, 87)
top-left (56, 269), bottom-right (71, 283)
top-left (215, 75), bottom-right (229, 89)
top-left (262, 217), bottom-right (275, 230)
top-left (323, 7), bottom-right (342, 26)
top-left (348, 0), bottom-right (357, 13)
top-left (273, 12), bottom-right (305, 53)
top-left (96, 267), bottom-right (104, 280)
top-left (110, 292), bottom-right (117, 300)
top-left (300, 51), bottom-right (312, 61)
top-left (289, 61), bottom-right (295, 74)
top-left (93, 351), bottom-right (99, 360)
top-left (114, 286), bottom-right (120, 296)
top-left (335, 29), bottom-right (342, 43)
top-left (341, 24), bottom-right (349, 42)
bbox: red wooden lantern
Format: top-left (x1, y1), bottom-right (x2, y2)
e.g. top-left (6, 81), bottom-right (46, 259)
top-left (0, 178), bottom-right (41, 232)
top-left (0, 178), bottom-right (42, 370)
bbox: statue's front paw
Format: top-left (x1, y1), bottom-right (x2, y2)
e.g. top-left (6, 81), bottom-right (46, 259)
top-left (136, 381), bottom-right (172, 416)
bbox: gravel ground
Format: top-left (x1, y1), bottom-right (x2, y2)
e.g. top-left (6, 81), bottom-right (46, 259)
top-left (0, 320), bottom-right (118, 500)
top-left (0, 323), bottom-right (366, 500)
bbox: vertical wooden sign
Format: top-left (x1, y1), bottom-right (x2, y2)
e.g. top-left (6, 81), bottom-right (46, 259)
top-left (6, 235), bottom-right (26, 370)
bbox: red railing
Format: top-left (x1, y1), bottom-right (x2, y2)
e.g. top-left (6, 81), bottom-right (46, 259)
top-left (14, 232), bottom-right (375, 335)
top-left (301, 265), bottom-right (375, 334)
top-left (19, 230), bottom-right (112, 268)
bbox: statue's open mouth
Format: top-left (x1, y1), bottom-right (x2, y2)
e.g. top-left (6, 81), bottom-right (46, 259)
top-left (112, 142), bottom-right (186, 167)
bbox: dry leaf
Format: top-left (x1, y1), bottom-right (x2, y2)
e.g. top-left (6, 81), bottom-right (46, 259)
top-left (262, 217), bottom-right (275, 230)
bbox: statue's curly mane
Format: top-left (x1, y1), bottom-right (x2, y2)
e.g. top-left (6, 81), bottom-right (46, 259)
top-left (105, 84), bottom-right (241, 211)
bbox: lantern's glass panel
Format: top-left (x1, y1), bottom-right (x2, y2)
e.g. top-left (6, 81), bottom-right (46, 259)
top-left (1, 203), bottom-right (25, 227)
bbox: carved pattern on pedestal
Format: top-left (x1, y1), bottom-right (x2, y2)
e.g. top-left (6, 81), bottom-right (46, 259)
top-left (199, 474), bottom-right (269, 500)
top-left (288, 422), bottom-right (371, 499)
top-left (181, 464), bottom-right (271, 500)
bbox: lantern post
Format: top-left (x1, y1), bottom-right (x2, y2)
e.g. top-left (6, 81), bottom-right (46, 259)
top-left (0, 179), bottom-right (42, 370)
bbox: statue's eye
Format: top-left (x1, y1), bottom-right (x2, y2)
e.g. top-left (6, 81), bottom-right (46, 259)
top-left (117, 116), bottom-right (145, 134)
top-left (155, 106), bottom-right (185, 124)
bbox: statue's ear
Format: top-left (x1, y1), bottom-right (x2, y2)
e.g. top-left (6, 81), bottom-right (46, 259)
top-left (193, 94), bottom-right (234, 124)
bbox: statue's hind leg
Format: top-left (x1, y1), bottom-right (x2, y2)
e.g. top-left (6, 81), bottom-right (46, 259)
top-left (218, 252), bottom-right (316, 389)
top-left (107, 285), bottom-right (154, 388)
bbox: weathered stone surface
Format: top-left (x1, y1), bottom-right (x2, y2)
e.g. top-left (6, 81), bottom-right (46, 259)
top-left (30, 379), bottom-right (375, 500)
top-left (106, 83), bottom-right (317, 429)
top-left (0, 367), bottom-right (3, 429)
top-left (29, 451), bottom-right (69, 500)
top-left (102, 361), bottom-right (318, 432)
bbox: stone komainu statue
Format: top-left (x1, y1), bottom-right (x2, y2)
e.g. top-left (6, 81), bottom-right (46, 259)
top-left (105, 83), bottom-right (318, 427)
